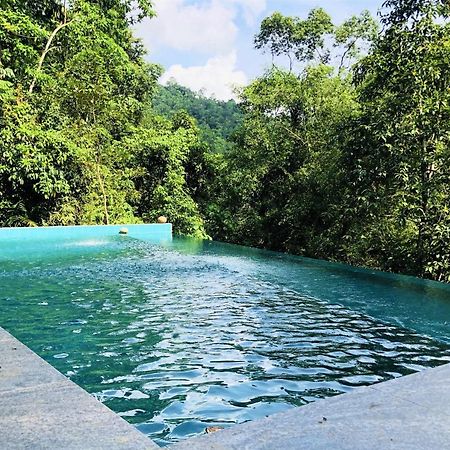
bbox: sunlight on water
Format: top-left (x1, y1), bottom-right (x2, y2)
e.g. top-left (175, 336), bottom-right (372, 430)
top-left (63, 239), bottom-right (111, 247)
top-left (1, 236), bottom-right (450, 446)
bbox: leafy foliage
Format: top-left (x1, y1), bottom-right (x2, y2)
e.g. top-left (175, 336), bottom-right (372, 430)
top-left (130, 112), bottom-right (209, 238)
top-left (255, 8), bottom-right (378, 69)
top-left (208, 66), bottom-right (357, 256)
top-left (344, 0), bottom-right (450, 280)
top-left (210, 3), bottom-right (450, 283)
top-left (152, 82), bottom-right (243, 153)
top-left (3, 1), bottom-right (450, 283)
top-left (0, 0), bottom-right (207, 237)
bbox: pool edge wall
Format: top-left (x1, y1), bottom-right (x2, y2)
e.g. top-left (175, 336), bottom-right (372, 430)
top-left (0, 223), bottom-right (172, 242)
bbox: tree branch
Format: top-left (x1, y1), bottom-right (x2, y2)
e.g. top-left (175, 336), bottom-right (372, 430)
top-left (96, 155), bottom-right (110, 225)
top-left (28, 17), bottom-right (75, 94)
top-left (278, 122), bottom-right (309, 149)
top-left (339, 40), bottom-right (357, 72)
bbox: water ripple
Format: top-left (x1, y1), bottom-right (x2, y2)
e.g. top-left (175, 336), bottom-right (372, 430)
top-left (1, 237), bottom-right (450, 446)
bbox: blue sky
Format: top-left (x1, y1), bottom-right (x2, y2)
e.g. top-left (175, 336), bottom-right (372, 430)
top-left (134, 0), bottom-right (383, 100)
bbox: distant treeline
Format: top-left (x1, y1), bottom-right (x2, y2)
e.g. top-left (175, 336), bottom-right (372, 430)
top-left (1, 0), bottom-right (450, 282)
top-left (152, 83), bottom-right (243, 153)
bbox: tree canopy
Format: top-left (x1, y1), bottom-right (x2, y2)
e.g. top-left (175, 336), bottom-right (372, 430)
top-left (2, 0), bottom-right (450, 282)
top-left (0, 0), bottom-right (208, 237)
top-left (152, 82), bottom-right (243, 153)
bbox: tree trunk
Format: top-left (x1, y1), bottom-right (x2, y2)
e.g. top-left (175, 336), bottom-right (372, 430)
top-left (29, 17), bottom-right (75, 94)
top-left (96, 158), bottom-right (109, 225)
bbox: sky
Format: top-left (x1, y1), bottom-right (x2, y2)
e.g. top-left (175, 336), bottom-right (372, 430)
top-left (134, 0), bottom-right (383, 101)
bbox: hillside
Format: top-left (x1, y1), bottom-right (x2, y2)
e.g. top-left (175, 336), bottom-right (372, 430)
top-left (152, 82), bottom-right (243, 152)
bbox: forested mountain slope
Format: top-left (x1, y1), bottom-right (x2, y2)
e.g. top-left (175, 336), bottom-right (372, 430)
top-left (152, 83), bottom-right (243, 152)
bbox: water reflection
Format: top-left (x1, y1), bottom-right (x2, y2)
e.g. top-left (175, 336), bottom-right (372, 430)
top-left (1, 237), bottom-right (450, 446)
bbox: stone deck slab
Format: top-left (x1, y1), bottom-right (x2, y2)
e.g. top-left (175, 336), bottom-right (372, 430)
top-left (0, 327), bottom-right (158, 450)
top-left (171, 363), bottom-right (450, 450)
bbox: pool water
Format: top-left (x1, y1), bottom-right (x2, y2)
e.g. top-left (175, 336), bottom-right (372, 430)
top-left (1, 235), bottom-right (450, 446)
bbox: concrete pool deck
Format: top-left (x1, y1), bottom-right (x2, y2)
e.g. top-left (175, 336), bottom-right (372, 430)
top-left (0, 327), bottom-right (158, 449)
top-left (1, 325), bottom-right (450, 449)
top-left (172, 363), bottom-right (450, 450)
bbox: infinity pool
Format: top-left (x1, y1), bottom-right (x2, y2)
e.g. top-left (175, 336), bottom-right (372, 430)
top-left (1, 235), bottom-right (450, 446)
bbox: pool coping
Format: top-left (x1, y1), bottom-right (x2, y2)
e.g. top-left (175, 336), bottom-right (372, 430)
top-left (171, 362), bottom-right (450, 450)
top-left (2, 326), bottom-right (450, 449)
top-left (0, 327), bottom-right (158, 449)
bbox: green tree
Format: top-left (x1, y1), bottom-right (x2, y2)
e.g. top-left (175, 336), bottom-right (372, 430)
top-left (0, 0), bottom-right (160, 226)
top-left (210, 66), bottom-right (357, 254)
top-left (255, 8), bottom-right (334, 68)
top-left (255, 8), bottom-right (378, 70)
top-left (345, 0), bottom-right (450, 280)
top-left (210, 8), bottom-right (376, 255)
top-left (152, 82), bottom-right (243, 153)
top-left (131, 112), bottom-right (208, 238)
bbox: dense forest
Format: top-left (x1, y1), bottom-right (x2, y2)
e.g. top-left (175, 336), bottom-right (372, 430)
top-left (152, 83), bottom-right (243, 153)
top-left (1, 0), bottom-right (450, 282)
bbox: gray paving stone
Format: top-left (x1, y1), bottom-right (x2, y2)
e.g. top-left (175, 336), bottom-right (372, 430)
top-left (0, 382), bottom-right (157, 449)
top-left (368, 363), bottom-right (450, 414)
top-left (171, 364), bottom-right (450, 450)
top-left (0, 327), bottom-right (158, 450)
top-left (0, 334), bottom-right (66, 393)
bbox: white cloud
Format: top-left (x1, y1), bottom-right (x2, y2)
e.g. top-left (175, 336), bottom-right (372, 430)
top-left (136, 0), bottom-right (238, 54)
top-left (230, 0), bottom-right (267, 26)
top-left (160, 51), bottom-right (248, 101)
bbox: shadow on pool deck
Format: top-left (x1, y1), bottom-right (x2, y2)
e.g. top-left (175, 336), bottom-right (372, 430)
top-left (1, 325), bottom-right (450, 450)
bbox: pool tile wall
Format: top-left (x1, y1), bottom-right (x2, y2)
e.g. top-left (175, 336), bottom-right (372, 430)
top-left (0, 223), bottom-right (172, 242)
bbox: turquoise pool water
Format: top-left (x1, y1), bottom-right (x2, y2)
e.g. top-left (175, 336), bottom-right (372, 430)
top-left (1, 235), bottom-right (450, 446)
